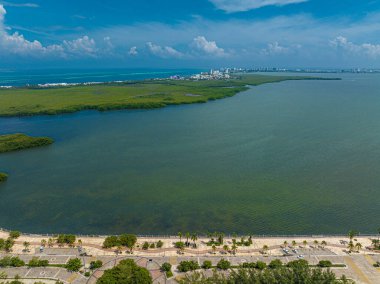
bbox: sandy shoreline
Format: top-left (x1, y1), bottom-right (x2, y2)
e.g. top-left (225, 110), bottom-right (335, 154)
top-left (1, 229), bottom-right (378, 257)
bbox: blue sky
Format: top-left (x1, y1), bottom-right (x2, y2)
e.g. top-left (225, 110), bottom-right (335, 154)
top-left (1, 0), bottom-right (380, 68)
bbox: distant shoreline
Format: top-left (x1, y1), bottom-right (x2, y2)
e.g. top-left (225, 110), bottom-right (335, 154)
top-left (0, 75), bottom-right (339, 118)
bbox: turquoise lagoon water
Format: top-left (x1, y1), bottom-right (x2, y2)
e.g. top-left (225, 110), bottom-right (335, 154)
top-left (0, 73), bottom-right (379, 235)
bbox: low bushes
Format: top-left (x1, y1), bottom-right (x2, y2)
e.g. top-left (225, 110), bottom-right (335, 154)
top-left (177, 261), bottom-right (200, 272)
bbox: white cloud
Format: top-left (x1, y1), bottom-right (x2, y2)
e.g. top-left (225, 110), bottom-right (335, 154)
top-left (146, 42), bottom-right (183, 58)
top-left (209, 0), bottom-right (308, 13)
top-left (192, 36), bottom-right (227, 57)
top-left (1, 1), bottom-right (39, 8)
top-left (331, 36), bottom-right (380, 58)
top-left (0, 4), bottom-right (100, 58)
top-left (63, 36), bottom-right (97, 56)
top-left (128, 46), bottom-right (138, 56)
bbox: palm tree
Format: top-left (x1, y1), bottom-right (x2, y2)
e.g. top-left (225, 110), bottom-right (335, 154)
top-left (303, 240), bottom-right (307, 247)
top-left (348, 241), bottom-right (355, 252)
top-left (231, 244), bottom-right (237, 255)
top-left (40, 239), bottom-right (47, 247)
top-left (116, 245), bottom-right (122, 256)
top-left (321, 241), bottom-right (327, 248)
top-left (355, 242), bottom-right (362, 252)
top-left (212, 245), bottom-right (217, 254)
top-left (77, 239), bottom-right (83, 248)
top-left (292, 240), bottom-right (297, 247)
top-left (313, 240), bottom-right (319, 247)
top-left (218, 233), bottom-right (224, 245)
top-left (283, 241), bottom-right (288, 247)
top-left (178, 232), bottom-right (182, 242)
top-left (372, 239), bottom-right (380, 250)
top-left (262, 245), bottom-right (269, 255)
top-left (191, 233), bottom-right (198, 248)
top-left (48, 238), bottom-right (54, 248)
top-left (223, 245), bottom-right (229, 254)
top-left (348, 230), bottom-right (358, 241)
top-left (23, 241), bottom-right (30, 252)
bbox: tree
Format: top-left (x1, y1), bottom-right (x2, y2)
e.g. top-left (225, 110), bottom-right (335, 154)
top-left (355, 242), bottom-right (362, 252)
top-left (23, 241), bottom-right (30, 252)
top-left (185, 232), bottom-right (190, 245)
top-left (96, 259), bottom-right (152, 284)
top-left (303, 240), bottom-right (308, 247)
top-left (216, 259), bottom-right (230, 270)
top-left (255, 261), bottom-right (267, 270)
top-left (48, 238), bottom-right (54, 248)
top-left (313, 240), bottom-right (319, 246)
top-left (119, 234), bottom-right (137, 252)
top-left (318, 260), bottom-right (332, 267)
top-left (156, 240), bottom-right (164, 248)
top-left (212, 245), bottom-right (217, 254)
top-left (283, 241), bottom-right (288, 247)
top-left (90, 260), bottom-right (103, 270)
top-left (161, 262), bottom-right (171, 272)
top-left (321, 240), bottom-right (327, 248)
top-left (28, 257), bottom-right (49, 267)
top-left (177, 261), bottom-right (199, 272)
top-left (262, 245), bottom-right (269, 255)
top-left (292, 240), bottom-right (297, 247)
top-left (178, 232), bottom-right (182, 242)
top-left (348, 241), bottom-right (355, 252)
top-left (142, 242), bottom-right (149, 250)
top-left (202, 260), bottom-right (212, 269)
top-left (223, 245), bottom-right (229, 254)
top-left (65, 258), bottom-right (82, 272)
top-left (348, 230), bottom-right (358, 241)
top-left (191, 233), bottom-right (198, 248)
top-left (231, 244), bottom-right (237, 255)
top-left (268, 259), bottom-right (282, 269)
top-left (9, 231), bottom-right (20, 239)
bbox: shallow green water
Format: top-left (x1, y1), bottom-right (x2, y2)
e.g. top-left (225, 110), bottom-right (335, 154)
top-left (0, 73), bottom-right (379, 235)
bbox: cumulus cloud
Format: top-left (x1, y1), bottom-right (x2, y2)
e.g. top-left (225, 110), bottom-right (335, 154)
top-left (192, 36), bottom-right (227, 57)
top-left (0, 4), bottom-right (99, 58)
top-left (209, 0), bottom-right (308, 13)
top-left (146, 42), bottom-right (183, 58)
top-left (128, 46), bottom-right (138, 56)
top-left (330, 36), bottom-right (380, 58)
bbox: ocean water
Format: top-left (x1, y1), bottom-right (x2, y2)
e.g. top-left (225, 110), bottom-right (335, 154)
top-left (0, 68), bottom-right (202, 87)
top-left (0, 73), bottom-right (379, 235)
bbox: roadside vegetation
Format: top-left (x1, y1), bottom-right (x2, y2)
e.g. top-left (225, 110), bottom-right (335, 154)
top-left (178, 259), bottom-right (353, 284)
top-left (96, 259), bottom-right (152, 284)
top-left (0, 75), bottom-right (332, 117)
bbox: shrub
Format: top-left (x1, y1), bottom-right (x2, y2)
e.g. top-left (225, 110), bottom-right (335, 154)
top-left (142, 242), bottom-right (150, 250)
top-left (318, 260), bottom-right (333, 267)
top-left (66, 258), bottom-right (82, 272)
top-left (103, 236), bottom-right (120, 248)
top-left (9, 231), bottom-right (21, 239)
top-left (177, 261), bottom-right (200, 272)
top-left (84, 271), bottom-right (91, 277)
top-left (255, 261), bottom-right (267, 270)
top-left (150, 243), bottom-right (155, 249)
top-left (156, 240), bottom-right (164, 248)
top-left (0, 256), bottom-right (25, 267)
top-left (202, 260), bottom-right (212, 269)
top-left (57, 234), bottom-right (76, 245)
top-left (28, 257), bottom-right (49, 267)
top-left (217, 259), bottom-right (231, 270)
top-left (242, 262), bottom-right (256, 268)
top-left (90, 260), bottom-right (103, 270)
top-left (161, 262), bottom-right (172, 272)
top-left (96, 259), bottom-right (152, 284)
top-left (287, 259), bottom-right (309, 269)
top-left (269, 259), bottom-right (283, 269)
top-left (175, 241), bottom-right (185, 249)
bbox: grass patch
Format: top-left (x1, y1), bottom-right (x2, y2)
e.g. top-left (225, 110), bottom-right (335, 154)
top-left (0, 133), bottom-right (54, 153)
top-left (0, 75), bottom-right (336, 117)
